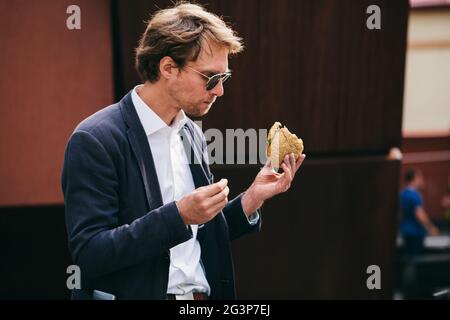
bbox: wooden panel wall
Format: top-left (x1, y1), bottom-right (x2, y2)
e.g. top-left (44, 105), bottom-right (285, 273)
top-left (215, 157), bottom-right (400, 299)
top-left (114, 0), bottom-right (407, 154)
top-left (0, 0), bottom-right (113, 206)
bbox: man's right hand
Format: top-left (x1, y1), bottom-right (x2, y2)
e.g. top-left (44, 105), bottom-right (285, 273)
top-left (176, 178), bottom-right (229, 225)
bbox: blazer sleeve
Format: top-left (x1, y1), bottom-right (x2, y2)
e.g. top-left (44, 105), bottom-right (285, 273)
top-left (199, 132), bottom-right (261, 241)
top-left (62, 130), bottom-right (192, 278)
top-left (222, 193), bottom-right (261, 241)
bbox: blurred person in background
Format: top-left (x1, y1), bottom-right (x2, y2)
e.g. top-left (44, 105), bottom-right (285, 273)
top-left (400, 169), bottom-right (440, 256)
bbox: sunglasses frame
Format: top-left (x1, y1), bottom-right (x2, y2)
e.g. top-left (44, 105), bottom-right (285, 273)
top-left (186, 66), bottom-right (232, 91)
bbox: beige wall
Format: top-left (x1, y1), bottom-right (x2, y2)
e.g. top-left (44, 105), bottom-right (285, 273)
top-left (403, 9), bottom-right (450, 137)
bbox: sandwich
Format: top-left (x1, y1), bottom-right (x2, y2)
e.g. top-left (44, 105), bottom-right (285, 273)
top-left (266, 122), bottom-right (304, 167)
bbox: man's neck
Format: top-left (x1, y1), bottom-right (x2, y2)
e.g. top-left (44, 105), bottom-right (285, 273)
top-left (136, 81), bottom-right (180, 126)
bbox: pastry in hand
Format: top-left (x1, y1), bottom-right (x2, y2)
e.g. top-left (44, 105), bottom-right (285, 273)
top-left (266, 122), bottom-right (304, 167)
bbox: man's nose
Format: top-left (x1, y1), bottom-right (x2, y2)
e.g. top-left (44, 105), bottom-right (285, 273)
top-left (210, 79), bottom-right (224, 97)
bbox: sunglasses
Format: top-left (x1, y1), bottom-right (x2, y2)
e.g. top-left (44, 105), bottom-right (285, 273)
top-left (186, 66), bottom-right (232, 91)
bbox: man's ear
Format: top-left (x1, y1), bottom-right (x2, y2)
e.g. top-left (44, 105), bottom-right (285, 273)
top-left (159, 56), bottom-right (178, 80)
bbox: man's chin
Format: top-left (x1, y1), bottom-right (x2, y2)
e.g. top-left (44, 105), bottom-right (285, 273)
top-left (186, 103), bottom-right (212, 117)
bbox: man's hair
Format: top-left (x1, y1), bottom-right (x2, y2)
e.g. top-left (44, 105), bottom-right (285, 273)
top-left (135, 2), bottom-right (243, 83)
top-left (404, 169), bottom-right (416, 183)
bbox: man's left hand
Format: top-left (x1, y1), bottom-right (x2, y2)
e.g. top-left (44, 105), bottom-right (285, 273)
top-left (242, 153), bottom-right (306, 215)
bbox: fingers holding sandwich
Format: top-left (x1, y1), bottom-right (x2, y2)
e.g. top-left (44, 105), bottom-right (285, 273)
top-left (278, 153), bottom-right (306, 192)
top-left (296, 154), bottom-right (306, 171)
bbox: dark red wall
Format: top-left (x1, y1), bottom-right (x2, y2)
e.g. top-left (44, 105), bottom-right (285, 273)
top-left (0, 0), bottom-right (113, 206)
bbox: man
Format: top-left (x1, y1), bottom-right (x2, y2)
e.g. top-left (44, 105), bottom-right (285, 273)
top-left (62, 2), bottom-right (305, 300)
top-left (400, 169), bottom-right (439, 256)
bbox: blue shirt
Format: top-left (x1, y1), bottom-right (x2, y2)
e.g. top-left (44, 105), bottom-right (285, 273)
top-left (399, 187), bottom-right (426, 238)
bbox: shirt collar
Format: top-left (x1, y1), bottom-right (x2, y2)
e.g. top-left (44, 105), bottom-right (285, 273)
top-left (131, 85), bottom-right (188, 136)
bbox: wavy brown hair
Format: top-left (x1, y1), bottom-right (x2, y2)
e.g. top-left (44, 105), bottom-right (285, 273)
top-left (135, 2), bottom-right (244, 83)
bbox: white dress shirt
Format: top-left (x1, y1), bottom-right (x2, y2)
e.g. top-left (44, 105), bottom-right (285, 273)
top-left (131, 85), bottom-right (210, 295)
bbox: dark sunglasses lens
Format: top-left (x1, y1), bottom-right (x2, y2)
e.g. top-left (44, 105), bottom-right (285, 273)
top-left (206, 75), bottom-right (221, 90)
top-left (206, 74), bottom-right (231, 90)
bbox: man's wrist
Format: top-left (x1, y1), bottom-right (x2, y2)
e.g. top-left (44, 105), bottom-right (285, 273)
top-left (175, 199), bottom-right (188, 225)
top-left (241, 187), bottom-right (263, 216)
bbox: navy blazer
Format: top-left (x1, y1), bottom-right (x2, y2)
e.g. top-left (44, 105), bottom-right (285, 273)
top-left (62, 91), bottom-right (261, 300)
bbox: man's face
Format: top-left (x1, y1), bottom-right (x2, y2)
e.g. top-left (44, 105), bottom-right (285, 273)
top-left (168, 41), bottom-right (229, 117)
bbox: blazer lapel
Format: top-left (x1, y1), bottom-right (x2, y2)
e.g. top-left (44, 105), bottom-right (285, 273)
top-left (119, 92), bottom-right (163, 211)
